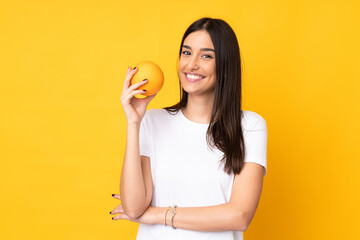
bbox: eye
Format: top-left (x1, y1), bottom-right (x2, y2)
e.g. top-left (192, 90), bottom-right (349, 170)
top-left (182, 51), bottom-right (190, 55)
top-left (203, 54), bottom-right (213, 59)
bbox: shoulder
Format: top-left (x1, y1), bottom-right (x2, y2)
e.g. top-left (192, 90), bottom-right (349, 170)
top-left (141, 108), bottom-right (180, 134)
top-left (143, 108), bottom-right (175, 125)
top-left (241, 110), bottom-right (267, 131)
top-left (144, 108), bottom-right (171, 119)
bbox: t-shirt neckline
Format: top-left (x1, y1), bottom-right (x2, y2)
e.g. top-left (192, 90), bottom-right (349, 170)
top-left (178, 108), bottom-right (210, 127)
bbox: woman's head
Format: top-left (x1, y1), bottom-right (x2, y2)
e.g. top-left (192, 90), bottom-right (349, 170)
top-left (177, 17), bottom-right (242, 119)
top-left (178, 30), bottom-right (217, 97)
top-left (164, 17), bottom-right (246, 175)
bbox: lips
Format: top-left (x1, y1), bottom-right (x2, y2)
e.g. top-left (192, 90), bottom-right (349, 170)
top-left (184, 73), bottom-right (205, 82)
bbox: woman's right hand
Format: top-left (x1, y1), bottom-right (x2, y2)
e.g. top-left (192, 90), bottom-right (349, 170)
top-left (120, 66), bottom-right (157, 125)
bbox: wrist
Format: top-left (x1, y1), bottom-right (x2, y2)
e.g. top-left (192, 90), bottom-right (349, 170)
top-left (126, 121), bottom-right (140, 128)
top-left (164, 206), bottom-right (172, 226)
top-left (154, 207), bottom-right (169, 225)
top-left (164, 205), bottom-right (177, 228)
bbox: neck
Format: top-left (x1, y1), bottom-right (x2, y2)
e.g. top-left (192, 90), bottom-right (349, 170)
top-left (182, 92), bottom-right (215, 124)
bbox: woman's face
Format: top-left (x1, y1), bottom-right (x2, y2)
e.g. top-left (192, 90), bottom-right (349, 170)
top-left (178, 30), bottom-right (216, 96)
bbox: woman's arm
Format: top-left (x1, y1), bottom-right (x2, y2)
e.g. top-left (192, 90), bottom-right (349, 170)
top-left (154, 202), bottom-right (243, 231)
top-left (164, 162), bottom-right (264, 231)
top-left (119, 66), bottom-right (155, 219)
top-left (120, 123), bottom-right (153, 219)
top-left (112, 162), bottom-right (265, 232)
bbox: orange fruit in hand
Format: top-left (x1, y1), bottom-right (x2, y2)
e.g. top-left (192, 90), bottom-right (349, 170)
top-left (131, 61), bottom-right (164, 97)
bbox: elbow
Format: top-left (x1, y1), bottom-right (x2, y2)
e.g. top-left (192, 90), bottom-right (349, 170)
top-left (233, 212), bottom-right (250, 232)
top-left (122, 205), bottom-right (144, 219)
top-left (240, 224), bottom-right (249, 232)
top-left (121, 197), bottom-right (150, 219)
top-left (126, 211), bottom-right (142, 220)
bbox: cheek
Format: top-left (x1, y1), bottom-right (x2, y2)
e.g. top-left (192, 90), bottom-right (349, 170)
top-left (177, 68), bottom-right (185, 82)
top-left (178, 59), bottom-right (186, 71)
top-left (211, 62), bottom-right (216, 73)
top-left (208, 64), bottom-right (216, 83)
top-left (178, 61), bottom-right (188, 78)
top-left (206, 63), bottom-right (216, 76)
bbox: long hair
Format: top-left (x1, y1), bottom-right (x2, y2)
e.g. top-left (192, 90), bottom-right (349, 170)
top-left (163, 17), bottom-right (245, 175)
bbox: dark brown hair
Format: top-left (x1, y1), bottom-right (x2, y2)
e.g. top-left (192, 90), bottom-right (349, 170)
top-left (163, 17), bottom-right (245, 175)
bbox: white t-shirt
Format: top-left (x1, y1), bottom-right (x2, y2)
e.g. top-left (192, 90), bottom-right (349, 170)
top-left (136, 108), bottom-right (267, 240)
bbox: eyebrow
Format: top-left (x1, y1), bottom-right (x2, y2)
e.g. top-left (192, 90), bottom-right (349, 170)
top-left (182, 45), bottom-right (215, 52)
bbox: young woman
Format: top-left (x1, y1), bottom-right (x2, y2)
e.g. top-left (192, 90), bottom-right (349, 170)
top-left (110, 17), bottom-right (268, 240)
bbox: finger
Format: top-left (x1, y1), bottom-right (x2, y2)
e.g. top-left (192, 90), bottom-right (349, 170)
top-left (123, 89), bottom-right (147, 100)
top-left (112, 194), bottom-right (121, 200)
top-left (112, 213), bottom-right (130, 221)
top-left (122, 67), bottom-right (131, 91)
top-left (122, 80), bottom-right (147, 101)
top-left (122, 67), bottom-right (138, 92)
top-left (110, 204), bottom-right (124, 215)
top-left (128, 79), bottom-right (148, 92)
top-left (126, 66), bottom-right (131, 74)
top-left (121, 88), bottom-right (145, 103)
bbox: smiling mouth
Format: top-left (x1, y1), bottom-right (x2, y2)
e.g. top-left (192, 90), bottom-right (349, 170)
top-left (185, 73), bottom-right (205, 81)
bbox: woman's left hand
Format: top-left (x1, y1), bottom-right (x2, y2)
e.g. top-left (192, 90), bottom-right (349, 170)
top-left (110, 194), bottom-right (156, 225)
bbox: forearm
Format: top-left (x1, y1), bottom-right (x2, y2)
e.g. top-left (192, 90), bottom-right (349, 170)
top-left (151, 203), bottom-right (247, 232)
top-left (120, 123), bottom-right (148, 218)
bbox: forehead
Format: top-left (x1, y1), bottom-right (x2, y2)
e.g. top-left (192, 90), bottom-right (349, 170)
top-left (183, 30), bottom-right (214, 48)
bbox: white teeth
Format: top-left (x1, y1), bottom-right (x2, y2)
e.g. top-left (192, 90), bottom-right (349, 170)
top-left (186, 74), bottom-right (203, 80)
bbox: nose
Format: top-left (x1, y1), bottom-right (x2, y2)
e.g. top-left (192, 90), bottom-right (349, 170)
top-left (187, 55), bottom-right (200, 70)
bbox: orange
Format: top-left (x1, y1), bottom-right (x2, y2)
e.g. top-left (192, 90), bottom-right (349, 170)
top-left (130, 61), bottom-right (164, 97)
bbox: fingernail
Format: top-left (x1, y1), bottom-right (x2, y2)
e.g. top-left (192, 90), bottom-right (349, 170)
top-left (112, 194), bottom-right (115, 196)
top-left (133, 67), bottom-right (137, 70)
top-left (112, 217), bottom-right (114, 220)
top-left (143, 79), bottom-right (147, 82)
top-left (109, 211), bottom-right (112, 214)
top-left (143, 89), bottom-right (146, 92)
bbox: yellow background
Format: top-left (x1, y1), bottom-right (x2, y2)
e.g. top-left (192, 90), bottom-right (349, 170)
top-left (1, 0), bottom-right (359, 239)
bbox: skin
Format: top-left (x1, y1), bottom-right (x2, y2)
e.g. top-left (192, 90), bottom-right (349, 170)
top-left (112, 30), bottom-right (265, 232)
top-left (118, 67), bottom-right (155, 219)
top-left (178, 30), bottom-right (217, 124)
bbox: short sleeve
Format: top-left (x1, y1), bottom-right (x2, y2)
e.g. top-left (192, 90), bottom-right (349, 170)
top-left (244, 117), bottom-right (268, 176)
top-left (139, 112), bottom-right (151, 157)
